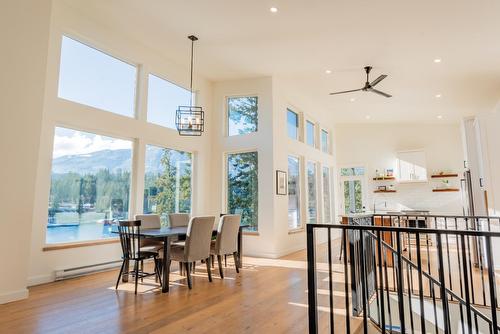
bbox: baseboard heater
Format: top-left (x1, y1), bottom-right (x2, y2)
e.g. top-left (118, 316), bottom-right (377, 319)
top-left (55, 260), bottom-right (122, 281)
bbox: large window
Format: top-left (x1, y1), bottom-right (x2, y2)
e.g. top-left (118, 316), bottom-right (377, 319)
top-left (227, 96), bottom-right (258, 136)
top-left (322, 166), bottom-right (332, 223)
top-left (307, 161), bottom-right (317, 223)
top-left (143, 145), bottom-right (192, 225)
top-left (340, 166), bottom-right (365, 214)
top-left (227, 151), bottom-right (258, 231)
top-left (58, 36), bottom-right (137, 117)
top-left (306, 121), bottom-right (315, 147)
top-left (321, 129), bottom-right (329, 154)
top-left (288, 156), bottom-right (301, 229)
top-left (147, 74), bottom-right (192, 129)
top-left (287, 109), bottom-right (299, 140)
top-left (47, 127), bottom-right (132, 243)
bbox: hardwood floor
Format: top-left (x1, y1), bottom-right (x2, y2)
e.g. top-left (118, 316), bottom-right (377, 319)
top-left (0, 247), bottom-right (352, 334)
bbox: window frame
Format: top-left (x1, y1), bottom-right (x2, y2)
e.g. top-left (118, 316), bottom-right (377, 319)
top-left (142, 142), bottom-right (194, 220)
top-left (306, 160), bottom-right (318, 224)
top-left (322, 165), bottom-right (332, 223)
top-left (46, 125), bottom-right (135, 244)
top-left (321, 129), bottom-right (329, 154)
top-left (225, 95), bottom-right (259, 137)
top-left (339, 164), bottom-right (367, 215)
top-left (146, 72), bottom-right (194, 130)
top-left (306, 120), bottom-right (316, 148)
top-left (287, 154), bottom-right (302, 231)
top-left (223, 148), bottom-right (259, 233)
top-left (286, 108), bottom-right (300, 141)
top-left (57, 34), bottom-right (139, 119)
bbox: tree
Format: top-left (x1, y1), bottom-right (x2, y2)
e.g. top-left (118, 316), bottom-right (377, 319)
top-left (228, 97), bottom-right (258, 134)
top-left (227, 152), bottom-right (258, 230)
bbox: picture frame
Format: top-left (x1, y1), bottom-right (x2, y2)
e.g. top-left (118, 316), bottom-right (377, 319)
top-left (377, 185), bottom-right (387, 191)
top-left (276, 170), bottom-right (288, 195)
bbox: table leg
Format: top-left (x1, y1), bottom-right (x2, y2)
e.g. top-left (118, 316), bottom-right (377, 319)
top-left (237, 227), bottom-right (243, 269)
top-left (162, 236), bottom-right (171, 293)
top-left (122, 259), bottom-right (130, 282)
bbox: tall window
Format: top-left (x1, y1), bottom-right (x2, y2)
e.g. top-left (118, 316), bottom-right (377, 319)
top-left (58, 36), bottom-right (137, 117)
top-left (321, 129), bottom-right (329, 153)
top-left (288, 156), bottom-right (301, 229)
top-left (287, 109), bottom-right (299, 140)
top-left (143, 145), bottom-right (192, 225)
top-left (340, 167), bottom-right (365, 214)
top-left (147, 74), bottom-right (191, 129)
top-left (306, 121), bottom-right (315, 147)
top-left (227, 96), bottom-right (258, 136)
top-left (47, 127), bottom-right (132, 243)
top-left (322, 166), bottom-right (332, 223)
top-left (227, 152), bottom-right (258, 231)
top-left (307, 161), bottom-right (317, 223)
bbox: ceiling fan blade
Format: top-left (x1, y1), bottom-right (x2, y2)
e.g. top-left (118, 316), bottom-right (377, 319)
top-left (329, 88), bottom-right (362, 95)
top-left (369, 88), bottom-right (392, 98)
top-left (369, 75), bottom-right (387, 87)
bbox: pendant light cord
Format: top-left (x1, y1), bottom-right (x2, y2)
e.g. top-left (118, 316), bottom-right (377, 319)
top-left (190, 38), bottom-right (194, 106)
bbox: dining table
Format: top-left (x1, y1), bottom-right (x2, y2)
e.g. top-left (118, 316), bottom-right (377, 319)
top-left (113, 224), bottom-right (248, 293)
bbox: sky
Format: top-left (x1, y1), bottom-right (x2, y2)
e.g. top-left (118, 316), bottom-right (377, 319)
top-left (53, 127), bottom-right (131, 158)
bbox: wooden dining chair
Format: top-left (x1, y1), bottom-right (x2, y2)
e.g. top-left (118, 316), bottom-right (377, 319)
top-left (115, 220), bottom-right (162, 294)
top-left (210, 214), bottom-right (241, 278)
top-left (168, 216), bottom-right (215, 289)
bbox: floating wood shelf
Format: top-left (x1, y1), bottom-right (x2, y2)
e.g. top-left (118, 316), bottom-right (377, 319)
top-left (431, 174), bottom-right (459, 178)
top-left (432, 188), bottom-right (460, 192)
top-left (374, 190), bottom-right (397, 193)
top-left (373, 177), bottom-right (396, 181)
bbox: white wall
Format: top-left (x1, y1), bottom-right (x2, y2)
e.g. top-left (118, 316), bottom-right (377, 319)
top-left (28, 1), bottom-right (215, 286)
top-left (335, 123), bottom-right (465, 215)
top-left (272, 78), bottom-right (336, 255)
top-left (0, 0), bottom-right (53, 303)
top-left (476, 103), bottom-right (500, 215)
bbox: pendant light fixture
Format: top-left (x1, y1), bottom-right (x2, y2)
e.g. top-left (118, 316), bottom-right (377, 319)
top-left (175, 35), bottom-right (204, 136)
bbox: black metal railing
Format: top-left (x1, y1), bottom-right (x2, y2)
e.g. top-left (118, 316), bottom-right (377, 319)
top-left (307, 214), bottom-right (500, 333)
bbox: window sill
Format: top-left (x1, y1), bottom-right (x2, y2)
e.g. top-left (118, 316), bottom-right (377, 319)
top-left (43, 238), bottom-right (120, 251)
top-left (288, 228), bottom-right (305, 235)
top-left (242, 231), bottom-right (259, 236)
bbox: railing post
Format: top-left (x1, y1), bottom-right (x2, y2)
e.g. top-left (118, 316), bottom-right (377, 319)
top-left (485, 236), bottom-right (498, 333)
top-left (396, 232), bottom-right (406, 334)
top-left (306, 224), bottom-right (318, 334)
top-left (436, 233), bottom-right (451, 334)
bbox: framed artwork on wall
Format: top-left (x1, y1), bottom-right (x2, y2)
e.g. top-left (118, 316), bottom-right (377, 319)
top-left (276, 170), bottom-right (288, 195)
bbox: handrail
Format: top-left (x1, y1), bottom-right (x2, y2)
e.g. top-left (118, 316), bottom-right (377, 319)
top-left (307, 222), bottom-right (500, 237)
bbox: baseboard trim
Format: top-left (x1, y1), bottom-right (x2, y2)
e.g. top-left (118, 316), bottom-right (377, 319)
top-left (28, 274), bottom-right (54, 287)
top-left (0, 288), bottom-right (29, 304)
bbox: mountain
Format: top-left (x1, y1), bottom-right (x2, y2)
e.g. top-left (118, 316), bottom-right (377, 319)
top-left (52, 149), bottom-right (132, 174)
top-left (51, 146), bottom-right (190, 175)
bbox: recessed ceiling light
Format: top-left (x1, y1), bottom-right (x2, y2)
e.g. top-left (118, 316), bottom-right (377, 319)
top-left (350, 98), bottom-right (356, 102)
top-left (437, 115), bottom-right (443, 119)
top-left (435, 93), bottom-right (442, 98)
top-left (365, 115), bottom-right (371, 120)
top-left (325, 69), bottom-right (332, 74)
top-left (270, 7), bottom-right (278, 13)
top-left (434, 58), bottom-right (442, 63)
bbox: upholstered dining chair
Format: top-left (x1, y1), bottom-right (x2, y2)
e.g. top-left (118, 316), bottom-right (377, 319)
top-left (134, 214), bottom-right (163, 251)
top-left (116, 220), bottom-right (162, 294)
top-left (168, 213), bottom-right (190, 227)
top-left (210, 214), bottom-right (241, 278)
top-left (168, 216), bottom-right (215, 289)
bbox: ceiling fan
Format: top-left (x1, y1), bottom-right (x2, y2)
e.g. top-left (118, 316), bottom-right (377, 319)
top-left (329, 66), bottom-right (392, 98)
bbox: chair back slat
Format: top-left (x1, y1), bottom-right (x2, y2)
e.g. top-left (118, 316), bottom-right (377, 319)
top-left (215, 214), bottom-right (241, 255)
top-left (185, 216), bottom-right (215, 262)
top-left (117, 220), bottom-right (142, 259)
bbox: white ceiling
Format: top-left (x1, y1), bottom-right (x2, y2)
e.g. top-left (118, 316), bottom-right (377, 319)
top-left (62, 0), bottom-right (500, 124)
